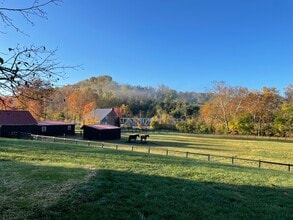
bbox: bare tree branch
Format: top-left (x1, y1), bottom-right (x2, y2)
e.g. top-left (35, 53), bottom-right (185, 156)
top-left (0, 0), bottom-right (62, 33)
top-left (0, 45), bottom-right (79, 101)
top-left (0, 0), bottom-right (81, 111)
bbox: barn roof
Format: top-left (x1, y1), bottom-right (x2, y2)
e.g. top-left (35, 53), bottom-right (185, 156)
top-left (81, 124), bottom-right (120, 130)
top-left (87, 108), bottom-right (116, 121)
top-left (0, 110), bottom-right (38, 125)
top-left (38, 121), bottom-right (75, 126)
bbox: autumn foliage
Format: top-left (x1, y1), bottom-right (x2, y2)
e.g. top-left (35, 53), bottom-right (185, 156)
top-left (1, 75), bottom-right (292, 137)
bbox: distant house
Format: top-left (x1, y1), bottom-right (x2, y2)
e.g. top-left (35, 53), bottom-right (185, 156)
top-left (83, 108), bottom-right (120, 126)
top-left (0, 110), bottom-right (38, 137)
top-left (81, 124), bottom-right (121, 140)
top-left (37, 121), bottom-right (75, 136)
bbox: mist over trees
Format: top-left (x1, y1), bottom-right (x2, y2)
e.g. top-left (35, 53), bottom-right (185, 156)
top-left (45, 75), bottom-right (209, 122)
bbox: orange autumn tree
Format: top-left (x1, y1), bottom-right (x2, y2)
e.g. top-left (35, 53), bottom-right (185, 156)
top-left (83, 101), bottom-right (96, 117)
top-left (66, 88), bottom-right (98, 122)
top-left (82, 101), bottom-right (96, 125)
top-left (14, 79), bottom-right (54, 120)
top-left (0, 96), bottom-right (14, 110)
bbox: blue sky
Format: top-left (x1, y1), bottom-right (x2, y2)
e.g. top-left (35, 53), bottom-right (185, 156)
top-left (1, 0), bottom-right (293, 93)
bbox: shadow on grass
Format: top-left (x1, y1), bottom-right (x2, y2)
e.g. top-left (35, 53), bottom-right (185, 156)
top-left (0, 159), bottom-right (88, 220)
top-left (31, 169), bottom-right (293, 220)
top-left (2, 147), bottom-right (293, 220)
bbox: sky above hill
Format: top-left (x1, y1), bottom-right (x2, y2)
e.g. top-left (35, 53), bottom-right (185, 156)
top-left (1, 0), bottom-right (293, 93)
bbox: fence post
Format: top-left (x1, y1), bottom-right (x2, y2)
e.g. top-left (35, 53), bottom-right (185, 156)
top-left (208, 154), bottom-right (211, 161)
top-left (232, 157), bottom-right (234, 164)
top-left (289, 165), bottom-right (291, 172)
top-left (116, 145), bottom-right (118, 150)
top-left (88, 141), bottom-right (90, 146)
top-left (131, 146), bottom-right (134, 151)
top-left (258, 160), bottom-right (261, 168)
top-left (148, 147), bottom-right (151, 154)
top-left (101, 143), bottom-right (104, 148)
top-left (53, 137), bottom-right (56, 142)
top-left (186, 152), bottom-right (189, 158)
top-left (166, 149), bottom-right (169, 156)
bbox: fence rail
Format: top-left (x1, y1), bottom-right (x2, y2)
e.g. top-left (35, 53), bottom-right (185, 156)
top-left (31, 134), bottom-right (292, 172)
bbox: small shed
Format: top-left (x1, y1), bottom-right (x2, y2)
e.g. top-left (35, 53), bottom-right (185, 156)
top-left (0, 110), bottom-right (38, 137)
top-left (81, 124), bottom-right (121, 140)
top-left (37, 121), bottom-right (75, 136)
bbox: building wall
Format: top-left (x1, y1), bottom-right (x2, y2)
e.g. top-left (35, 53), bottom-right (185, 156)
top-left (0, 125), bottom-right (37, 138)
top-left (37, 125), bottom-right (75, 136)
top-left (83, 126), bottom-right (121, 140)
top-left (100, 110), bottom-right (119, 126)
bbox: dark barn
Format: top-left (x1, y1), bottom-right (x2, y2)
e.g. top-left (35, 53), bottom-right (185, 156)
top-left (0, 110), bottom-right (38, 137)
top-left (37, 121), bottom-right (75, 136)
top-left (81, 124), bottom-right (121, 140)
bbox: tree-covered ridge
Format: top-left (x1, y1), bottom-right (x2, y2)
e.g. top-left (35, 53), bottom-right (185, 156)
top-left (44, 75), bottom-right (210, 121)
top-left (74, 75), bottom-right (210, 104)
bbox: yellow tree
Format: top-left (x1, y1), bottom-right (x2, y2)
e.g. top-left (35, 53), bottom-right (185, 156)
top-left (200, 82), bottom-right (248, 133)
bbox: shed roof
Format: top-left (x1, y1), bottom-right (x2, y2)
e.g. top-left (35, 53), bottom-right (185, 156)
top-left (82, 124), bottom-right (120, 130)
top-left (38, 121), bottom-right (75, 126)
top-left (0, 110), bottom-right (38, 125)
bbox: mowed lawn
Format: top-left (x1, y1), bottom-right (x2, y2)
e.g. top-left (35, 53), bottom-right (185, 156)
top-left (1, 134), bottom-right (293, 219)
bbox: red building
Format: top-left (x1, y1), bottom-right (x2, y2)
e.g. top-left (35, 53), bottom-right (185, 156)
top-left (81, 124), bottom-right (121, 140)
top-left (37, 121), bottom-right (75, 136)
top-left (0, 110), bottom-right (38, 137)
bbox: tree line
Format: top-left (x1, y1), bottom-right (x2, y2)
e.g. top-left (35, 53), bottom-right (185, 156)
top-left (1, 74), bottom-right (292, 137)
top-left (198, 82), bottom-right (293, 137)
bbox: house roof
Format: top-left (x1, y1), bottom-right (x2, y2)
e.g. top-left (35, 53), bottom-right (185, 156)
top-left (81, 124), bottom-right (120, 130)
top-left (87, 108), bottom-right (116, 121)
top-left (0, 110), bottom-right (38, 125)
top-left (38, 121), bottom-right (75, 126)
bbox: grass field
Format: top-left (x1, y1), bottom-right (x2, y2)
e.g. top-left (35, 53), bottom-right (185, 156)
top-left (1, 133), bottom-right (293, 219)
top-left (118, 132), bottom-right (293, 169)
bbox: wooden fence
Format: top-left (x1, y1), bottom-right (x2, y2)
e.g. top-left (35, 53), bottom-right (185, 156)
top-left (31, 134), bottom-right (292, 172)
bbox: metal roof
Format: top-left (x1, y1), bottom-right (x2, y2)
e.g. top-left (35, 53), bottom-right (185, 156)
top-left (0, 110), bottom-right (38, 125)
top-left (87, 108), bottom-right (113, 121)
top-left (38, 121), bottom-right (75, 126)
top-left (82, 124), bottom-right (120, 130)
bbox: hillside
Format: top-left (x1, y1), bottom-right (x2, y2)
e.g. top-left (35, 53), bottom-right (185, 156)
top-left (45, 75), bottom-right (210, 121)
top-left (72, 75), bottom-right (211, 104)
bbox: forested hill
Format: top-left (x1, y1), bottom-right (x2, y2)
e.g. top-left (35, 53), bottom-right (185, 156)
top-left (46, 75), bottom-right (210, 120)
top-left (73, 75), bottom-right (210, 104)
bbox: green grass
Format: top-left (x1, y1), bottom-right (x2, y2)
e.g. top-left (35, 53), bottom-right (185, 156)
top-left (119, 132), bottom-right (293, 164)
top-left (1, 134), bottom-right (293, 219)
